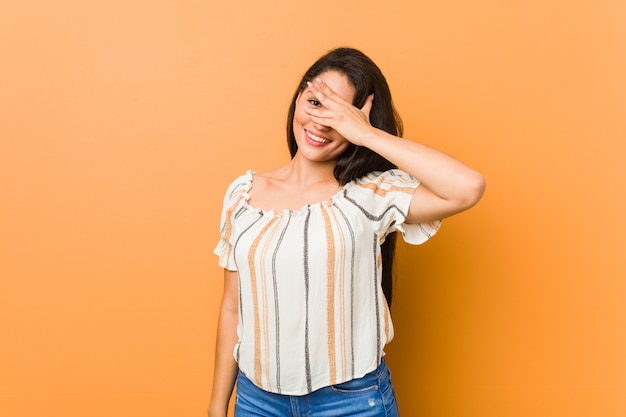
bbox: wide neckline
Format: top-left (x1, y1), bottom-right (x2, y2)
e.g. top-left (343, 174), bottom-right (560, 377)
top-left (240, 169), bottom-right (354, 216)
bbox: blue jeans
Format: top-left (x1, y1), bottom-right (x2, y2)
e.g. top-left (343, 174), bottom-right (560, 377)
top-left (234, 359), bottom-right (399, 417)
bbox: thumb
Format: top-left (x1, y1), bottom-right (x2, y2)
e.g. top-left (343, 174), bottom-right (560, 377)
top-left (361, 94), bottom-right (374, 119)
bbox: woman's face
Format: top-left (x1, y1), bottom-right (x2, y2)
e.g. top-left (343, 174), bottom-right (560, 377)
top-left (292, 70), bottom-right (356, 164)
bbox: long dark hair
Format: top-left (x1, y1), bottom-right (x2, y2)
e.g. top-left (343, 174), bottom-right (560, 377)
top-left (286, 47), bottom-right (404, 307)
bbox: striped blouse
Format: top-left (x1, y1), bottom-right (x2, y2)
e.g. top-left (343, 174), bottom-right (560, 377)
top-left (214, 169), bottom-right (440, 395)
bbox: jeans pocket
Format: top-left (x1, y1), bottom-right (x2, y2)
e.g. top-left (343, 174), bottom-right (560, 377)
top-left (330, 373), bottom-right (379, 394)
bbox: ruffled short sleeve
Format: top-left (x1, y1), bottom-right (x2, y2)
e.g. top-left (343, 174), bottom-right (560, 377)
top-left (213, 172), bottom-right (253, 270)
top-left (346, 169), bottom-right (441, 245)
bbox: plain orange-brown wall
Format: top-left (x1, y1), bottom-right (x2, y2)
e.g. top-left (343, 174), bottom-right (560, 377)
top-left (1, 1), bottom-right (625, 416)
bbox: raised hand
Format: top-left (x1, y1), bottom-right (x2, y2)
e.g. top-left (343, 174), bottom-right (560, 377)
top-left (303, 78), bottom-right (376, 147)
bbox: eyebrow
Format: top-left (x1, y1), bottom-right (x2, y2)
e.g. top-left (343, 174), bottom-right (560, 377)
top-left (302, 89), bottom-right (318, 99)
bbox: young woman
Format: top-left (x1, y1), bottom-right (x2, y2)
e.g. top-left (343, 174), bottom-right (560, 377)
top-left (208, 47), bottom-right (485, 417)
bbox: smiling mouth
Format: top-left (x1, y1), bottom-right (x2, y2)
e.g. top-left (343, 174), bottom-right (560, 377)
top-left (306, 130), bottom-right (330, 144)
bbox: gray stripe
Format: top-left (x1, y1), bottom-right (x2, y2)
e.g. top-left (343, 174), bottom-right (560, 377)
top-left (234, 206), bottom-right (247, 219)
top-left (372, 235), bottom-right (382, 365)
top-left (233, 212), bottom-right (264, 363)
top-left (219, 181), bottom-right (250, 236)
top-left (303, 206), bottom-right (312, 393)
top-left (271, 212), bottom-right (291, 394)
top-left (418, 223), bottom-right (434, 239)
top-left (335, 204), bottom-right (356, 379)
top-left (343, 190), bottom-right (408, 221)
top-left (229, 182), bottom-right (248, 198)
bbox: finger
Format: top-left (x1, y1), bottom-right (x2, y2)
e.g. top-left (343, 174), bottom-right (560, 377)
top-left (303, 107), bottom-right (331, 127)
top-left (303, 105), bottom-right (330, 122)
top-left (305, 81), bottom-right (328, 108)
top-left (312, 78), bottom-right (346, 105)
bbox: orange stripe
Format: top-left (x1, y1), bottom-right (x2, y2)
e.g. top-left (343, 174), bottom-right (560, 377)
top-left (355, 181), bottom-right (416, 197)
top-left (329, 208), bottom-right (347, 382)
top-left (259, 217), bottom-right (281, 390)
top-left (321, 206), bottom-right (337, 383)
top-left (222, 189), bottom-right (245, 241)
top-left (247, 216), bottom-right (277, 387)
top-left (383, 293), bottom-right (391, 341)
top-left (222, 190), bottom-right (245, 261)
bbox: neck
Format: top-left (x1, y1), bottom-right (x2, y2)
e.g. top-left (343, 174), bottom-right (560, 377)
top-left (280, 154), bottom-right (339, 188)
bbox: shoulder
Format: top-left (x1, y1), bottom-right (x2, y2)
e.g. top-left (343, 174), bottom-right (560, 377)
top-left (351, 169), bottom-right (419, 193)
top-left (252, 165), bottom-right (293, 185)
top-left (222, 170), bottom-right (254, 200)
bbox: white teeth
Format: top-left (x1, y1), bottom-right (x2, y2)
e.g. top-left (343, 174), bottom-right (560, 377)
top-left (306, 131), bottom-right (330, 143)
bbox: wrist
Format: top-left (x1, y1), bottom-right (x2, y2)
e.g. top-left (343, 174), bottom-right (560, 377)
top-left (359, 127), bottom-right (393, 150)
top-left (207, 402), bottom-right (228, 417)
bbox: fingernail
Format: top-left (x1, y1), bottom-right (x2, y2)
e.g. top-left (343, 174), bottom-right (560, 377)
top-left (306, 81), bottom-right (312, 87)
top-left (316, 77), bottom-right (324, 84)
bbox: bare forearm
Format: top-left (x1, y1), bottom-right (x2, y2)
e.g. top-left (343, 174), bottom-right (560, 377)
top-left (208, 308), bottom-right (238, 417)
top-left (362, 129), bottom-right (485, 207)
top-left (208, 269), bottom-right (239, 417)
top-left (303, 76), bottom-right (485, 209)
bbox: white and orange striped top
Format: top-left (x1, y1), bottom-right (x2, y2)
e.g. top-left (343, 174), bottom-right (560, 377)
top-left (214, 169), bottom-right (440, 395)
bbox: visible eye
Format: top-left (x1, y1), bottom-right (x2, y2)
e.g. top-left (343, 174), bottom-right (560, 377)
top-left (308, 99), bottom-right (321, 107)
